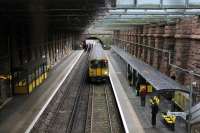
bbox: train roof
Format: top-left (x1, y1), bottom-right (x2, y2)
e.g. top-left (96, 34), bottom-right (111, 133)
top-left (89, 43), bottom-right (107, 60)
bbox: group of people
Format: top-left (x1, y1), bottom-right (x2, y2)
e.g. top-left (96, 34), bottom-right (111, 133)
top-left (139, 85), bottom-right (160, 127)
top-left (82, 42), bottom-right (92, 52)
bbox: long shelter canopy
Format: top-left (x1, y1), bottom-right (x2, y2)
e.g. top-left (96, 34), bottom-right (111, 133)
top-left (112, 46), bottom-right (189, 94)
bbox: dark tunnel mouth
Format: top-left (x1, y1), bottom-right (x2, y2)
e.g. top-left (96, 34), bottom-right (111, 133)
top-left (85, 37), bottom-right (104, 45)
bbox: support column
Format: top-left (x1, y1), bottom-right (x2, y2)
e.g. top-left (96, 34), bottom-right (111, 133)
top-left (142, 25), bottom-right (149, 63)
top-left (153, 25), bottom-right (164, 70)
top-left (133, 27), bottom-right (137, 56)
top-left (119, 31), bottom-right (122, 49)
top-left (139, 26), bottom-right (143, 59)
top-left (123, 31), bottom-right (126, 51)
top-left (161, 24), bottom-right (176, 76)
top-left (175, 18), bottom-right (192, 85)
top-left (128, 31), bottom-right (132, 54)
top-left (147, 25), bottom-right (155, 66)
top-left (191, 16), bottom-right (200, 103)
top-left (116, 30), bottom-right (120, 47)
top-left (130, 30), bottom-right (134, 55)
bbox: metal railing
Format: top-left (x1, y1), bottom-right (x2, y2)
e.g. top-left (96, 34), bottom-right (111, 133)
top-left (113, 38), bottom-right (200, 78)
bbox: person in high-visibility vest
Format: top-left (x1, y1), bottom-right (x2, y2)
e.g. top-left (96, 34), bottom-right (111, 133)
top-left (150, 96), bottom-right (159, 127)
top-left (153, 96), bottom-right (160, 105)
top-left (150, 96), bottom-right (160, 104)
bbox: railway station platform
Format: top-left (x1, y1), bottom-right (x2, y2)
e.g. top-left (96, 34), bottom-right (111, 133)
top-left (107, 50), bottom-right (187, 133)
top-left (0, 50), bottom-right (83, 133)
top-left (108, 52), bottom-right (144, 133)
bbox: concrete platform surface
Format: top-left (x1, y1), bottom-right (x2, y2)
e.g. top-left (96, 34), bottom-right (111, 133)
top-left (0, 50), bottom-right (83, 133)
top-left (108, 53), bottom-right (145, 133)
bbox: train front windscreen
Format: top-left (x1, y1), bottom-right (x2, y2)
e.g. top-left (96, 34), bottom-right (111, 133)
top-left (90, 60), bottom-right (108, 68)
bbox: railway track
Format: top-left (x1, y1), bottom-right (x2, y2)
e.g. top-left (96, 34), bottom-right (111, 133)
top-left (66, 73), bottom-right (90, 133)
top-left (85, 83), bottom-right (124, 133)
top-left (31, 53), bottom-right (89, 133)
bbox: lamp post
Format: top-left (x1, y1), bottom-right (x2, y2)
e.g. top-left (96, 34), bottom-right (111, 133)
top-left (188, 83), bottom-right (192, 133)
top-left (188, 81), bottom-right (196, 133)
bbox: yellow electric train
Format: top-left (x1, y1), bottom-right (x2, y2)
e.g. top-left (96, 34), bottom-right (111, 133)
top-left (88, 43), bottom-right (109, 82)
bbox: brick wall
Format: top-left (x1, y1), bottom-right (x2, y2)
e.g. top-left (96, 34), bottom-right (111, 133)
top-left (142, 25), bottom-right (149, 62)
top-left (137, 26), bottom-right (143, 59)
top-left (175, 18), bottom-right (192, 84)
top-left (113, 17), bottom-right (200, 94)
top-left (161, 24), bottom-right (176, 76)
top-left (153, 25), bottom-right (165, 70)
top-left (147, 25), bottom-right (156, 65)
top-left (130, 31), bottom-right (134, 55)
top-left (191, 17), bottom-right (200, 81)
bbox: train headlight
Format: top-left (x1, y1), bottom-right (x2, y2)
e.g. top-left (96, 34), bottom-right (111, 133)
top-left (104, 71), bottom-right (108, 75)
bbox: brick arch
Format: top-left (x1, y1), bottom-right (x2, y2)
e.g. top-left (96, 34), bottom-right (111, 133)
top-left (81, 35), bottom-right (106, 44)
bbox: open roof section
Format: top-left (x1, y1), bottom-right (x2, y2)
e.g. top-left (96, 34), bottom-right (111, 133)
top-left (108, 9), bottom-right (200, 15)
top-left (115, 0), bottom-right (200, 9)
top-left (93, 0), bottom-right (200, 29)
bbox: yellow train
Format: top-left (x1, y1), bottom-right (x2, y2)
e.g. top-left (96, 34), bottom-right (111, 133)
top-left (88, 43), bottom-right (109, 82)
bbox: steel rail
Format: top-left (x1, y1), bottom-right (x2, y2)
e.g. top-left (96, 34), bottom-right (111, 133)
top-left (84, 84), bottom-right (93, 133)
top-left (65, 53), bottom-right (89, 133)
top-left (104, 84), bottom-right (113, 133)
top-left (90, 85), bottom-right (94, 133)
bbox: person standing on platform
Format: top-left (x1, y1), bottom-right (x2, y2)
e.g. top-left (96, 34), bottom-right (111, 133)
top-left (150, 97), bottom-right (159, 127)
top-left (140, 86), bottom-right (147, 106)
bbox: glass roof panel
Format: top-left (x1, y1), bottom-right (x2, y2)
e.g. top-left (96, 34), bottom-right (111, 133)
top-left (163, 0), bottom-right (185, 7)
top-left (146, 10), bottom-right (165, 13)
top-left (190, 0), bottom-right (200, 4)
top-left (186, 9), bottom-right (200, 12)
top-left (116, 0), bottom-right (134, 5)
top-left (127, 9), bottom-right (146, 13)
top-left (138, 0), bottom-right (160, 5)
top-left (109, 9), bottom-right (125, 13)
top-left (189, 0), bottom-right (200, 7)
top-left (121, 15), bottom-right (140, 19)
top-left (115, 0), bottom-right (200, 8)
top-left (105, 15), bottom-right (120, 19)
top-left (106, 0), bottom-right (200, 27)
top-left (127, 9), bottom-right (166, 13)
top-left (166, 9), bottom-right (184, 13)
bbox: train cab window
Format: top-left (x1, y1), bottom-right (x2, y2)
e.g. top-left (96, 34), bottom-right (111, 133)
top-left (91, 60), bottom-right (101, 68)
top-left (90, 60), bottom-right (108, 68)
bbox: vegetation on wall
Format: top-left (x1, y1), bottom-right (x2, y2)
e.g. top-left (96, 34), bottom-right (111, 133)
top-left (99, 36), bottom-right (112, 50)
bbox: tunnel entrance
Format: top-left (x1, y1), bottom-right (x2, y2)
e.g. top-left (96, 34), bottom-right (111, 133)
top-left (83, 37), bottom-right (110, 50)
